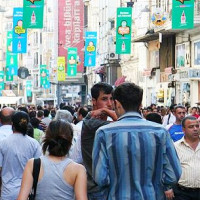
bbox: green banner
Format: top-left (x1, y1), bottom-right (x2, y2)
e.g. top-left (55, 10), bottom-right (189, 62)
top-left (0, 71), bottom-right (5, 91)
top-left (40, 65), bottom-right (48, 87)
top-left (57, 57), bottom-right (66, 81)
top-left (23, 0), bottom-right (44, 28)
top-left (6, 67), bottom-right (13, 82)
top-left (26, 80), bottom-right (32, 97)
top-left (116, 7), bottom-right (132, 54)
top-left (67, 48), bottom-right (77, 76)
top-left (6, 31), bottom-right (18, 75)
top-left (172, 0), bottom-right (194, 29)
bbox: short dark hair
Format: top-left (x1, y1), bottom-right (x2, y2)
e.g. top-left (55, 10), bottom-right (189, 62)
top-left (43, 109), bottom-right (50, 117)
top-left (91, 82), bottom-right (113, 100)
top-left (113, 83), bottom-right (143, 112)
top-left (146, 113), bottom-right (162, 124)
top-left (30, 117), bottom-right (40, 128)
top-left (12, 111), bottom-right (30, 135)
top-left (0, 111), bottom-right (14, 124)
top-left (78, 107), bottom-right (88, 118)
top-left (181, 116), bottom-right (197, 128)
top-left (37, 110), bottom-right (44, 118)
top-left (174, 105), bottom-right (185, 113)
top-left (42, 120), bottom-right (73, 156)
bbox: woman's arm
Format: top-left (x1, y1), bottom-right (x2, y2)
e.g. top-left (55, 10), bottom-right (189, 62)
top-left (17, 159), bottom-right (34, 200)
top-left (74, 165), bottom-right (88, 200)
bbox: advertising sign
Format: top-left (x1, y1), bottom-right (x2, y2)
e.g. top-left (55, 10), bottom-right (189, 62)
top-left (57, 57), bottom-right (66, 81)
top-left (172, 0), bottom-right (194, 29)
top-left (67, 48), bottom-right (77, 76)
top-left (0, 71), bottom-right (5, 92)
top-left (23, 0), bottom-right (44, 28)
top-left (84, 32), bottom-right (97, 67)
top-left (6, 31), bottom-right (18, 75)
top-left (40, 65), bottom-right (48, 87)
top-left (58, 0), bottom-right (84, 72)
top-left (116, 7), bottom-right (132, 54)
top-left (13, 8), bottom-right (27, 53)
top-left (26, 80), bottom-right (32, 97)
top-left (6, 67), bottom-right (13, 82)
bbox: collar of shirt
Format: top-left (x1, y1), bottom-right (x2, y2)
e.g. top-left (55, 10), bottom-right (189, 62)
top-left (118, 111), bottom-right (142, 121)
top-left (179, 137), bottom-right (200, 151)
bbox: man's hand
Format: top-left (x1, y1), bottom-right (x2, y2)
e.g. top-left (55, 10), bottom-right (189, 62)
top-left (164, 189), bottom-right (174, 200)
top-left (91, 108), bottom-right (118, 121)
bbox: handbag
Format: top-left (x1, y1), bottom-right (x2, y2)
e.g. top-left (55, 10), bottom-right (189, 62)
top-left (28, 158), bottom-right (41, 200)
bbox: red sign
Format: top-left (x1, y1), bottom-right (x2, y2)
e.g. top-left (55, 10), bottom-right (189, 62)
top-left (58, 0), bottom-right (84, 72)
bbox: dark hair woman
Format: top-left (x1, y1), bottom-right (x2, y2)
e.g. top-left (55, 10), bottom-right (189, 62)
top-left (18, 119), bottom-right (87, 200)
top-left (0, 111), bottom-right (41, 200)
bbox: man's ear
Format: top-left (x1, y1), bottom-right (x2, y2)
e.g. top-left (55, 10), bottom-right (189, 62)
top-left (114, 99), bottom-right (121, 109)
top-left (92, 98), bottom-right (97, 107)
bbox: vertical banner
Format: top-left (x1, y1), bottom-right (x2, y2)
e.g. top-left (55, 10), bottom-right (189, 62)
top-left (57, 57), bottom-right (66, 81)
top-left (116, 7), bottom-right (132, 54)
top-left (67, 48), bottom-right (77, 76)
top-left (23, 0), bottom-right (44, 28)
top-left (6, 31), bottom-right (18, 76)
top-left (40, 65), bottom-right (47, 87)
top-left (13, 8), bottom-right (27, 53)
top-left (26, 80), bottom-right (32, 97)
top-left (6, 67), bottom-right (13, 82)
top-left (43, 69), bottom-right (50, 89)
top-left (0, 71), bottom-right (5, 96)
top-left (84, 32), bottom-right (97, 67)
top-left (58, 0), bottom-right (84, 72)
top-left (172, 0), bottom-right (194, 29)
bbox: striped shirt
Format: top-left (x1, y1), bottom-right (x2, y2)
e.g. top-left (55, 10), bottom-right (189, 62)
top-left (175, 137), bottom-right (200, 188)
top-left (92, 112), bottom-right (181, 200)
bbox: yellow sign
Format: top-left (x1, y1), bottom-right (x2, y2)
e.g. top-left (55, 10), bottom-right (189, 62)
top-left (57, 57), bottom-right (66, 81)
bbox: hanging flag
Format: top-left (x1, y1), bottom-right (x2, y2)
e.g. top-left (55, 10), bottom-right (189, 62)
top-left (84, 32), bottom-right (97, 67)
top-left (6, 67), bottom-right (13, 82)
top-left (13, 8), bottom-right (27, 53)
top-left (67, 48), bottom-right (77, 76)
top-left (6, 31), bottom-right (18, 75)
top-left (23, 0), bottom-right (44, 28)
top-left (40, 65), bottom-right (48, 87)
top-left (0, 71), bottom-right (5, 93)
top-left (43, 69), bottom-right (50, 89)
top-left (172, 0), bottom-right (194, 29)
top-left (26, 80), bottom-right (32, 97)
top-left (116, 7), bottom-right (132, 54)
top-left (57, 57), bottom-right (66, 81)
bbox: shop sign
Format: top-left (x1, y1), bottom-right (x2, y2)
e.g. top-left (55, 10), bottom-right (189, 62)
top-left (189, 69), bottom-right (200, 79)
top-left (179, 70), bottom-right (189, 79)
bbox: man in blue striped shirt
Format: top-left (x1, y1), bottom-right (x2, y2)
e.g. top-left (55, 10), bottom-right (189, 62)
top-left (92, 83), bottom-right (181, 200)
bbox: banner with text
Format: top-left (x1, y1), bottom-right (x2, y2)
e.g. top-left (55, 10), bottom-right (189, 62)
top-left (84, 32), bottom-right (97, 67)
top-left (13, 8), bottom-right (27, 53)
top-left (40, 65), bottom-right (48, 87)
top-left (6, 31), bottom-right (18, 76)
top-left (172, 0), bottom-right (194, 29)
top-left (23, 0), bottom-right (44, 28)
top-left (116, 7), bottom-right (132, 54)
top-left (57, 57), bottom-right (66, 81)
top-left (58, 0), bottom-right (84, 72)
top-left (67, 48), bottom-right (77, 77)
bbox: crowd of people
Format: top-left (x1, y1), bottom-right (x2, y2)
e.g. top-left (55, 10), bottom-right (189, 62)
top-left (0, 82), bottom-right (199, 200)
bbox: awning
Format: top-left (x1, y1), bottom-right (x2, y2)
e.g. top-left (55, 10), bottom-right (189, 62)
top-left (0, 97), bottom-right (23, 105)
top-left (115, 76), bottom-right (126, 87)
top-left (133, 29), bottom-right (179, 43)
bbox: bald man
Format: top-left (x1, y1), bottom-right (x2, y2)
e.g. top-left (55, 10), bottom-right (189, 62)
top-left (0, 107), bottom-right (15, 140)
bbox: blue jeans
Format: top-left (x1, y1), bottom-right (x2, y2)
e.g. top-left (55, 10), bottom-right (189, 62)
top-left (88, 189), bottom-right (108, 200)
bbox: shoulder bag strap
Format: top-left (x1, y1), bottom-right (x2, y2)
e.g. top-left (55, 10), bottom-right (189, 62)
top-left (32, 158), bottom-right (41, 198)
